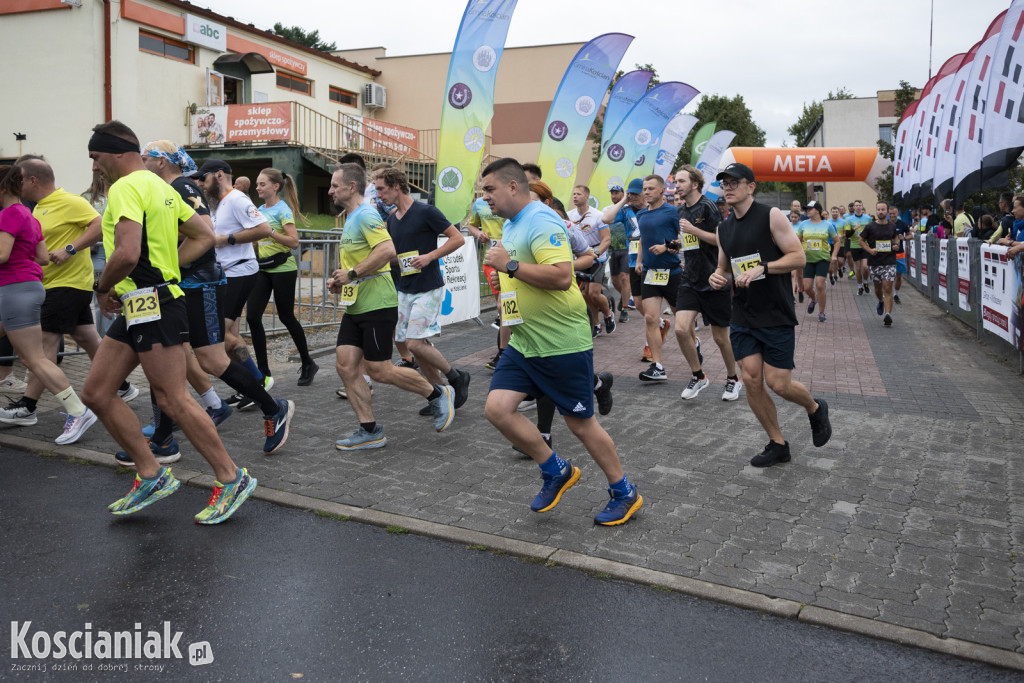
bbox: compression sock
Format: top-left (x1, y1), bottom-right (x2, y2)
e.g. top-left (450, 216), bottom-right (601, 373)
top-left (240, 357), bottom-right (263, 382)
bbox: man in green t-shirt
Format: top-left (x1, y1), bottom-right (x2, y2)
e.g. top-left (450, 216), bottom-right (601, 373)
top-left (81, 120), bottom-right (257, 525)
top-left (327, 163), bottom-right (455, 450)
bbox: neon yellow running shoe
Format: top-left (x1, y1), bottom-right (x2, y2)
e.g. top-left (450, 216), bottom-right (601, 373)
top-left (195, 468), bottom-right (257, 525)
top-left (108, 468), bottom-right (180, 515)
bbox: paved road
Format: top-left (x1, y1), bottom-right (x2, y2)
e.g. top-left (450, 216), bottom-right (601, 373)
top-left (1, 449), bottom-right (1017, 681)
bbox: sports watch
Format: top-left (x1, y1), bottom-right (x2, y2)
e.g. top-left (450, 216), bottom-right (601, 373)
top-left (506, 260), bottom-right (519, 278)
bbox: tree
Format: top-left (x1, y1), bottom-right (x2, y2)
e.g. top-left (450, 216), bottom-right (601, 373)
top-left (272, 23), bottom-right (337, 51)
top-left (673, 94), bottom-right (766, 172)
top-left (589, 63), bottom-right (660, 162)
top-left (876, 81), bottom-right (919, 202)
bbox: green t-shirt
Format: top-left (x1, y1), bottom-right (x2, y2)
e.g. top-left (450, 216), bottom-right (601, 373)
top-left (845, 213), bottom-right (871, 249)
top-left (795, 219), bottom-right (837, 263)
top-left (103, 170), bottom-right (193, 298)
top-left (498, 201), bottom-right (592, 358)
top-left (256, 200), bottom-right (297, 273)
top-left (338, 204), bottom-right (397, 315)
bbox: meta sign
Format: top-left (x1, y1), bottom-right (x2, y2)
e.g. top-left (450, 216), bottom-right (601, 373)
top-left (185, 14), bottom-right (226, 52)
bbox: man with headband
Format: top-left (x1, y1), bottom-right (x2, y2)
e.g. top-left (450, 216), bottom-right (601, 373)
top-left (124, 140), bottom-right (293, 463)
top-left (81, 120), bottom-right (258, 524)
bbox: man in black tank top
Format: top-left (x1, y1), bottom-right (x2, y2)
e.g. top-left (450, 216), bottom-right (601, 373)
top-left (709, 163), bottom-right (832, 466)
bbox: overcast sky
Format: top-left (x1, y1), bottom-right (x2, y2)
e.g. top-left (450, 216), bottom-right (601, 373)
top-left (197, 0), bottom-right (1009, 146)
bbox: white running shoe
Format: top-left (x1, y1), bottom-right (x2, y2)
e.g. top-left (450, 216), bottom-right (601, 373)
top-left (55, 408), bottom-right (98, 445)
top-left (680, 377), bottom-right (709, 400)
top-left (722, 377), bottom-right (743, 401)
top-left (118, 383), bottom-right (140, 402)
top-left (0, 375), bottom-right (27, 394)
top-left (0, 401), bottom-right (37, 425)
top-left (517, 399), bottom-right (537, 412)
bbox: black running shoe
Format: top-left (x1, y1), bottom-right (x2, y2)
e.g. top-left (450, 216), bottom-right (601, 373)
top-left (750, 441), bottom-right (791, 467)
top-left (451, 369), bottom-right (471, 409)
top-left (298, 361), bottom-right (319, 386)
top-left (594, 371), bottom-right (614, 415)
top-left (809, 399), bottom-right (832, 447)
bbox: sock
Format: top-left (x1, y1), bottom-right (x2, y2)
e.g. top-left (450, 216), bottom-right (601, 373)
top-left (219, 361), bottom-right (278, 415)
top-left (895, 288), bottom-right (901, 295)
top-left (152, 407), bottom-right (175, 443)
top-left (655, 362), bottom-right (663, 370)
top-left (360, 421), bottom-right (376, 433)
top-left (538, 451), bottom-right (569, 477)
top-left (427, 385), bottom-right (442, 401)
top-left (118, 380), bottom-right (131, 392)
top-left (22, 397), bottom-right (38, 412)
top-left (728, 374), bottom-right (739, 381)
top-left (593, 376), bottom-right (603, 391)
top-left (55, 387), bottom-right (86, 417)
top-left (693, 370), bottom-right (705, 380)
top-left (141, 467), bottom-right (165, 482)
top-left (540, 432), bottom-right (551, 441)
top-left (219, 468), bottom-right (242, 485)
top-left (609, 476), bottom-right (635, 498)
top-left (201, 388), bottom-right (222, 410)
top-left (363, 374), bottom-right (372, 383)
top-left (148, 388), bottom-right (162, 425)
top-left (444, 367), bottom-right (461, 384)
top-left (240, 356), bottom-right (263, 382)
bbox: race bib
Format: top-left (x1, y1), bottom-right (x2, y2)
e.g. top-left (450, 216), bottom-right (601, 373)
top-left (730, 253), bottom-right (765, 281)
top-left (339, 282), bottom-right (359, 307)
top-left (681, 233), bottom-right (701, 251)
top-left (489, 238), bottom-right (502, 250)
top-left (397, 251), bottom-right (421, 276)
top-left (500, 290), bottom-right (523, 326)
top-left (628, 240), bottom-right (640, 257)
top-left (876, 240), bottom-right (892, 253)
top-left (122, 287), bottom-right (161, 327)
top-left (644, 269), bottom-right (670, 285)
top-left (805, 239), bottom-right (824, 251)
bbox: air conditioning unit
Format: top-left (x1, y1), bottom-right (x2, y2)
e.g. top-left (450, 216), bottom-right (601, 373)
top-left (363, 82), bottom-right (387, 109)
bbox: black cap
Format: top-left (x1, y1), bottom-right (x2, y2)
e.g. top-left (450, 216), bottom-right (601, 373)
top-left (195, 158), bottom-right (232, 180)
top-left (715, 163), bottom-right (755, 183)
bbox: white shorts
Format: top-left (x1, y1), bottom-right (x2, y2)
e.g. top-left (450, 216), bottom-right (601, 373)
top-left (395, 287), bottom-right (444, 342)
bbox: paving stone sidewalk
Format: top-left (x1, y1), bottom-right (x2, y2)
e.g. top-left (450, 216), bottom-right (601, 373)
top-left (4, 277), bottom-right (1023, 655)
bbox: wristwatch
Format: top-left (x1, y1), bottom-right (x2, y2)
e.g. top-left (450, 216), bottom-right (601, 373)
top-left (93, 280), bottom-right (109, 295)
top-left (506, 260), bottom-right (519, 278)
top-left (227, 234), bottom-right (237, 246)
top-left (64, 244), bottom-right (77, 255)
top-left (347, 269), bottom-right (358, 281)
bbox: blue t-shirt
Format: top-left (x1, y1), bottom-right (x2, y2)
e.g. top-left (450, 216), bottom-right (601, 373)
top-left (386, 201), bottom-right (452, 294)
top-left (614, 206), bottom-right (642, 268)
top-left (636, 203), bottom-right (682, 273)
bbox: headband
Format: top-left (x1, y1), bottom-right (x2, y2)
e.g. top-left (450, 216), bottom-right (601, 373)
top-left (143, 143), bottom-right (198, 175)
top-left (88, 131), bottom-right (140, 155)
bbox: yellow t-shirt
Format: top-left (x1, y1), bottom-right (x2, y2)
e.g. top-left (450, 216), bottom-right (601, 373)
top-left (33, 188), bottom-right (100, 291)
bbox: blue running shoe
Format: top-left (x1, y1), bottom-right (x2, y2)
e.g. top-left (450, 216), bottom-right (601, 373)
top-left (263, 399), bottom-right (295, 454)
top-left (207, 402), bottom-right (233, 426)
top-left (594, 488), bottom-right (644, 526)
top-left (114, 437), bottom-right (181, 467)
top-left (876, 299), bottom-right (885, 316)
top-left (530, 462), bottom-right (581, 512)
top-left (430, 385), bottom-right (455, 432)
top-left (108, 467), bottom-right (180, 515)
top-left (335, 425), bottom-right (387, 450)
top-left (194, 468), bottom-right (257, 525)
top-left (141, 419), bottom-right (156, 439)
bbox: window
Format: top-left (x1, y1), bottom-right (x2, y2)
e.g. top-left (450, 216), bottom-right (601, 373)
top-left (879, 124), bottom-right (894, 144)
top-left (138, 30), bottom-right (194, 64)
top-left (330, 86), bottom-right (358, 107)
top-left (277, 72), bottom-right (312, 96)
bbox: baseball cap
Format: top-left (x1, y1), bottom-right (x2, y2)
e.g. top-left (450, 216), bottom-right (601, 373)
top-left (627, 178), bottom-right (644, 194)
top-left (716, 163), bottom-right (755, 183)
top-left (610, 183), bottom-right (624, 192)
top-left (805, 200), bottom-right (822, 212)
top-left (195, 158), bottom-right (232, 180)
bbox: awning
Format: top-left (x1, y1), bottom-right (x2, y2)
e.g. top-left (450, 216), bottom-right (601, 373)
top-left (213, 52), bottom-right (275, 74)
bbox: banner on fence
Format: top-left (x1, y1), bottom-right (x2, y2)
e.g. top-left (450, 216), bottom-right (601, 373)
top-left (918, 234), bottom-right (929, 286)
top-left (909, 235), bottom-right (917, 277)
top-left (956, 238), bottom-right (972, 311)
top-left (938, 239), bottom-right (949, 301)
top-left (980, 244), bottom-right (1024, 348)
top-left (438, 236), bottom-right (481, 325)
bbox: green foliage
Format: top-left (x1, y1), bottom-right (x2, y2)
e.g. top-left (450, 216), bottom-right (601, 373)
top-left (272, 23), bottom-right (337, 51)
top-left (893, 80), bottom-right (918, 121)
top-left (675, 94), bottom-right (766, 172)
top-left (590, 63), bottom-right (660, 162)
top-left (788, 87), bottom-right (855, 147)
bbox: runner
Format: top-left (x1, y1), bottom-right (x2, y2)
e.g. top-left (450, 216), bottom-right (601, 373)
top-left (481, 158), bottom-right (641, 525)
top-left (327, 162), bottom-right (455, 449)
top-left (636, 174), bottom-right (681, 382)
top-left (604, 183), bottom-right (632, 323)
top-left (888, 205), bottom-right (909, 304)
top-left (466, 192), bottom-right (508, 370)
top-left (860, 200), bottom-right (899, 327)
top-left (846, 200), bottom-right (871, 294)
top-left (709, 162), bottom-right (832, 467)
top-left (375, 167), bottom-right (471, 411)
top-left (829, 206), bottom-right (847, 282)
top-left (795, 200), bottom-right (841, 323)
top-left (567, 185), bottom-right (614, 337)
top-left (81, 121), bottom-right (256, 523)
top-left (672, 165), bottom-right (742, 401)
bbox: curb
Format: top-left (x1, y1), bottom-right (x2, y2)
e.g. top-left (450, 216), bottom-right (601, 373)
top-left (4, 432), bottom-right (1022, 673)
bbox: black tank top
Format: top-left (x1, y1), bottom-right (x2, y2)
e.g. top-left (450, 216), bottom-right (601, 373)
top-left (717, 201), bottom-right (798, 328)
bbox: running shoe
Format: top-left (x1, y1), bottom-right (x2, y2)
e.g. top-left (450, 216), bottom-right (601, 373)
top-left (114, 436), bottom-right (181, 467)
top-left (858, 286), bottom-right (865, 296)
top-left (530, 461), bottom-right (580, 512)
top-left (722, 377), bottom-right (742, 401)
top-left (264, 375), bottom-right (275, 392)
top-left (847, 270), bottom-right (855, 279)
top-left (517, 399), bottom-right (537, 412)
top-left (0, 399), bottom-right (37, 426)
top-left (225, 393), bottom-right (244, 406)
top-left (641, 344), bottom-right (653, 363)
top-left (604, 316), bottom-right (616, 335)
top-left (485, 352), bottom-right (502, 371)
top-left (626, 297), bottom-right (636, 310)
top-left (430, 385), bottom-right (455, 432)
top-left (108, 467), bottom-right (180, 515)
top-left (298, 361), bottom-right (319, 386)
top-left (798, 291), bottom-right (804, 303)
top-left (807, 299), bottom-right (816, 314)
top-left (659, 318), bottom-right (670, 342)
top-left (263, 399), bottom-right (295, 454)
top-left (118, 383), bottom-right (140, 402)
top-left (194, 468), bottom-right (257, 525)
top-left (394, 357), bottom-right (419, 370)
top-left (829, 274), bottom-right (836, 285)
top-left (55, 408), bottom-right (98, 445)
top-left (336, 380), bottom-right (373, 399)
top-left (418, 404), bottom-right (433, 416)
top-left (662, 305), bottom-right (672, 315)
top-left (594, 488), bottom-right (644, 526)
top-left (0, 374), bottom-right (27, 394)
top-left (451, 369), bottom-right (471, 409)
top-left (491, 316), bottom-right (501, 330)
top-left (809, 398), bottom-right (832, 447)
top-left (750, 441), bottom-right (791, 467)
top-left (894, 294), bottom-right (902, 304)
top-left (680, 376), bottom-right (709, 400)
top-left (513, 434), bottom-right (552, 457)
top-left (696, 337), bottom-right (704, 366)
top-left (884, 313), bottom-right (893, 327)
top-left (619, 309), bottom-right (629, 323)
top-left (207, 402), bottom-right (233, 426)
top-left (594, 371), bottom-right (614, 416)
top-left (592, 325), bottom-right (601, 338)
top-left (876, 300), bottom-right (884, 316)
top-left (639, 363), bottom-right (667, 382)
top-left (335, 425), bottom-right (387, 450)
top-left (818, 312), bottom-right (827, 323)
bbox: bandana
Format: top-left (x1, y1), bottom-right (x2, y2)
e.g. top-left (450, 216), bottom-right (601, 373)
top-left (87, 131), bottom-right (140, 155)
top-left (143, 143), bottom-right (198, 176)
